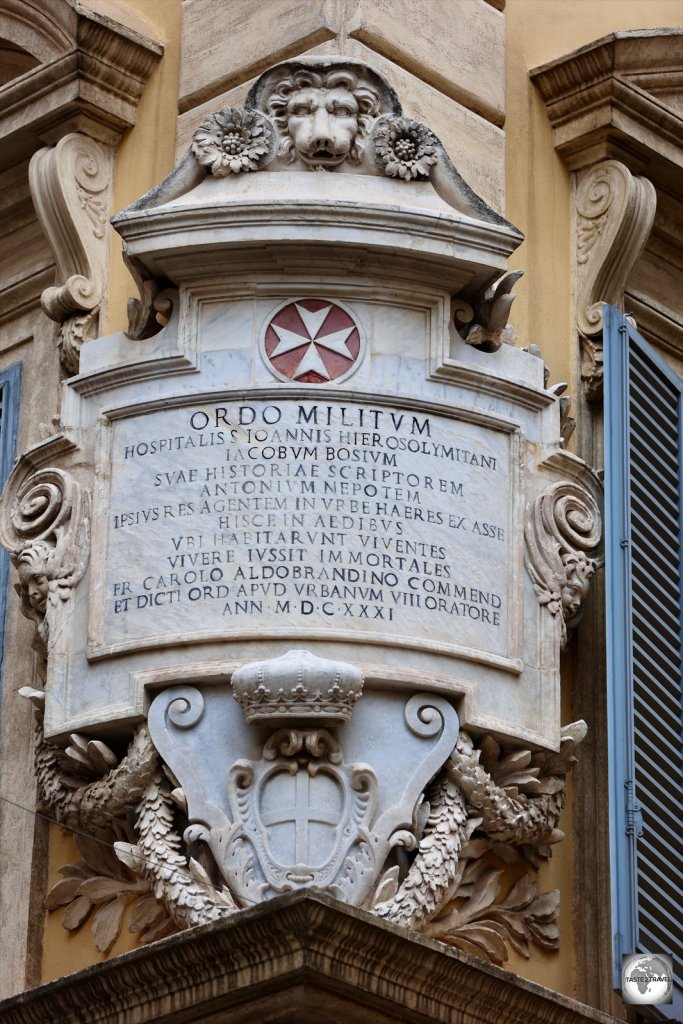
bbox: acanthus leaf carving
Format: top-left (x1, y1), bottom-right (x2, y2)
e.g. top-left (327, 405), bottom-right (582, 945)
top-left (28, 133), bottom-right (112, 372)
top-left (122, 249), bottom-right (176, 341)
top-left (0, 466), bottom-right (90, 657)
top-left (455, 270), bottom-right (524, 352)
top-left (25, 653), bottom-right (586, 968)
top-left (575, 160), bottom-right (656, 399)
top-left (524, 481), bottom-right (602, 646)
top-left (22, 689), bottom-right (156, 837)
top-left (58, 311), bottom-right (98, 376)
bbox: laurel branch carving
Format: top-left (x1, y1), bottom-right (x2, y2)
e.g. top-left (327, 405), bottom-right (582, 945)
top-left (30, 684), bottom-right (584, 968)
top-left (45, 830), bottom-right (172, 956)
top-left (115, 766), bottom-right (237, 929)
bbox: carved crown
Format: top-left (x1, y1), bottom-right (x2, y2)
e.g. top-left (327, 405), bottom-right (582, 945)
top-left (232, 649), bottom-right (363, 726)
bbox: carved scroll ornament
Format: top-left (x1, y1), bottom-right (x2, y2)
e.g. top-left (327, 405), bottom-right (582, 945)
top-left (28, 650), bottom-right (585, 967)
top-left (0, 466), bottom-right (90, 657)
top-left (525, 481), bottom-right (602, 646)
top-left (575, 160), bottom-right (655, 399)
top-left (29, 133), bottom-right (111, 373)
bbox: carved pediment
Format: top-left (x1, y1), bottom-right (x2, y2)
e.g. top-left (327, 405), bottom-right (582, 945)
top-left (113, 58), bottom-right (522, 341)
top-left (117, 57), bottom-right (514, 222)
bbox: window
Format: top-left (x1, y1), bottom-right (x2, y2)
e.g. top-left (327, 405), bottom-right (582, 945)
top-left (0, 362), bottom-right (21, 690)
top-left (604, 307), bottom-right (682, 1018)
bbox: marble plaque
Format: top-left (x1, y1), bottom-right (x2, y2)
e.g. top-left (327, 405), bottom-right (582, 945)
top-left (91, 397), bottom-right (519, 666)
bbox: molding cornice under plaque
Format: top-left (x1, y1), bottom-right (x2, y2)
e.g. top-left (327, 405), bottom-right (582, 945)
top-left (0, 894), bottom-right (622, 1024)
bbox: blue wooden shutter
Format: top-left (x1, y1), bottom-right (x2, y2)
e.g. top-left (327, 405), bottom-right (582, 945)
top-left (604, 307), bottom-right (683, 1016)
top-left (0, 362), bottom-right (21, 693)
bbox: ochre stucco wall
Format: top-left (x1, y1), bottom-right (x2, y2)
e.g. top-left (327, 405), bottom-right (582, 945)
top-left (101, 0), bottom-right (182, 337)
top-left (506, 0), bottom-right (683, 417)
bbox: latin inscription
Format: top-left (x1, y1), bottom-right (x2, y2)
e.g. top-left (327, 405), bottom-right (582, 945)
top-left (102, 401), bottom-right (511, 655)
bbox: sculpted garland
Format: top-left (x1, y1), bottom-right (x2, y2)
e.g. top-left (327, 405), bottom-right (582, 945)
top-left (26, 649), bottom-right (590, 964)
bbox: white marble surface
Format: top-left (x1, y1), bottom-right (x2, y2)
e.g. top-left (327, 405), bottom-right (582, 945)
top-left (94, 396), bottom-right (516, 667)
top-left (11, 86), bottom-right (596, 752)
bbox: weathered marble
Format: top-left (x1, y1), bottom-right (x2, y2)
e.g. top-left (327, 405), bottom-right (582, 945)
top-left (0, 57), bottom-right (601, 952)
top-left (0, 893), bottom-right (624, 1024)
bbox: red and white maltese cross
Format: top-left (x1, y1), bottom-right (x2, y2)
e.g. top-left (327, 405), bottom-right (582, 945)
top-left (263, 299), bottom-right (362, 383)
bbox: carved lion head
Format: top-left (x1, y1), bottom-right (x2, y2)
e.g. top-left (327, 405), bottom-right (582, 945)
top-left (266, 68), bottom-right (380, 168)
top-left (248, 59), bottom-right (401, 171)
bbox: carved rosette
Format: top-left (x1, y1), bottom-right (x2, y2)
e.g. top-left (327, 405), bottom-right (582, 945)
top-left (191, 107), bottom-right (274, 175)
top-left (372, 117), bottom-right (439, 180)
top-left (0, 465), bottom-right (90, 657)
top-left (29, 133), bottom-right (112, 373)
top-left (575, 160), bottom-right (656, 399)
top-left (525, 481), bottom-right (602, 646)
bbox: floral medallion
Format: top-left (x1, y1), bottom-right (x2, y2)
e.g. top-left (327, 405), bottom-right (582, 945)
top-left (191, 107), bottom-right (273, 176)
top-left (373, 117), bottom-right (439, 180)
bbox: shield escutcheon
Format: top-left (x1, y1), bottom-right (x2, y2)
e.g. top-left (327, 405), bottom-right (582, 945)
top-left (257, 762), bottom-right (346, 870)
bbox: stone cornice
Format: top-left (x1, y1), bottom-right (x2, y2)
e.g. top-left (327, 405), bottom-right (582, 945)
top-left (530, 30), bottom-right (683, 186)
top-left (0, 1), bottom-right (162, 169)
top-left (0, 894), bottom-right (622, 1024)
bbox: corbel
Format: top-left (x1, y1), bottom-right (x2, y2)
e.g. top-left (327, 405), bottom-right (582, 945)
top-left (28, 133), bottom-right (112, 374)
top-left (574, 160), bottom-right (655, 401)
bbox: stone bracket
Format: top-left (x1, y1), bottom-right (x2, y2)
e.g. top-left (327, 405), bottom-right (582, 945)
top-left (575, 161), bottom-right (656, 400)
top-left (524, 480), bottom-right (602, 648)
top-left (29, 133), bottom-right (113, 373)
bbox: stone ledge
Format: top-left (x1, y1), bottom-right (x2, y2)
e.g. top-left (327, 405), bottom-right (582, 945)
top-left (0, 893), bottom-right (622, 1024)
top-left (0, 1), bottom-right (162, 167)
top-left (530, 29), bottom-right (683, 189)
